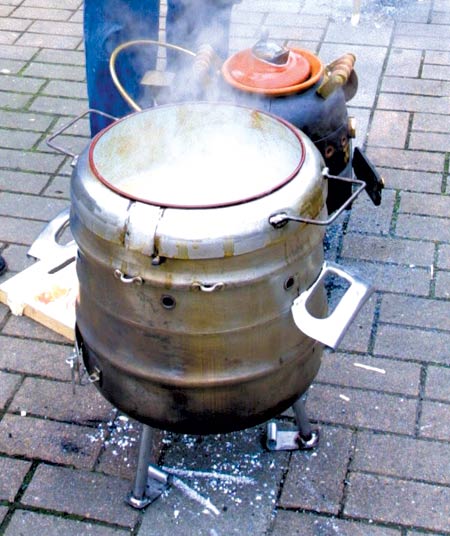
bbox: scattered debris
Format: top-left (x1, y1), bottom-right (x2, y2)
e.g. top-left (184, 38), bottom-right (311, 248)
top-left (339, 394), bottom-right (350, 402)
top-left (353, 362), bottom-right (386, 374)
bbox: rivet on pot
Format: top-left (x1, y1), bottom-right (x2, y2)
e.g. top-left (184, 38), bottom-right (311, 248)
top-left (161, 295), bottom-right (176, 310)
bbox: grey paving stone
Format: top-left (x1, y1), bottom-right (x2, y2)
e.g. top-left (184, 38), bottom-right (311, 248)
top-left (316, 353), bottom-right (420, 396)
top-left (12, 7), bottom-right (75, 21)
top-left (341, 259), bottom-right (431, 297)
top-left (341, 234), bottom-right (435, 267)
top-left (15, 33), bottom-right (81, 50)
top-left (6, 244), bottom-right (40, 271)
top-left (9, 377), bottom-right (115, 425)
top-left (28, 20), bottom-right (82, 37)
top-left (374, 324), bottom-right (450, 365)
top-left (419, 400), bottom-right (450, 441)
top-left (0, 74), bottom-right (45, 95)
top-left (393, 34), bottom-right (450, 52)
top-left (23, 62), bottom-right (85, 82)
top-left (265, 12), bottom-right (328, 28)
top-left (385, 48), bottom-right (423, 77)
top-left (43, 80), bottom-right (87, 99)
top-left (337, 296), bottom-right (375, 354)
top-left (367, 147), bottom-right (444, 173)
top-left (400, 191), bottom-right (450, 217)
top-left (374, 168), bottom-right (443, 194)
top-left (0, 192), bottom-right (68, 221)
top-left (410, 131), bottom-right (450, 153)
top-left (271, 511), bottom-right (400, 536)
top-left (0, 336), bottom-right (70, 380)
top-left (367, 110), bottom-right (409, 149)
top-left (24, 0), bottom-right (85, 8)
top-left (0, 414), bottom-right (103, 469)
top-left (344, 473), bottom-right (450, 533)
top-left (42, 175), bottom-right (70, 199)
top-left (325, 20), bottom-right (393, 46)
top-left (378, 92), bottom-right (450, 115)
top-left (2, 315), bottom-right (69, 343)
top-left (0, 17), bottom-right (31, 32)
top-left (0, 58), bottom-right (27, 75)
top-left (382, 76), bottom-right (450, 97)
top-left (413, 112), bottom-right (450, 133)
top-left (379, 294), bottom-right (450, 332)
top-left (396, 21), bottom-right (450, 39)
top-left (34, 48), bottom-right (87, 66)
top-left (21, 464), bottom-right (139, 528)
top-left (0, 215), bottom-right (54, 246)
top-left (0, 44), bottom-right (38, 60)
top-left (29, 95), bottom-right (85, 117)
top-left (140, 426), bottom-right (288, 536)
top-left (0, 506), bottom-right (8, 525)
top-left (435, 271), bottom-right (450, 300)
top-left (279, 426), bottom-right (352, 514)
top-left (0, 91), bottom-right (32, 110)
top-left (422, 63), bottom-right (450, 81)
top-left (0, 110), bottom-right (53, 133)
top-left (352, 431), bottom-right (450, 485)
top-left (306, 383), bottom-right (417, 434)
top-left (396, 214), bottom-right (450, 242)
top-left (0, 457), bottom-right (31, 501)
top-left (3, 510), bottom-right (129, 536)
top-left (0, 302), bottom-right (8, 323)
top-left (0, 170), bottom-right (50, 195)
top-left (0, 370), bottom-right (21, 409)
top-left (0, 128), bottom-right (42, 151)
top-left (425, 50), bottom-right (450, 65)
top-left (346, 189), bottom-right (396, 236)
top-left (0, 6), bottom-right (13, 16)
top-left (96, 418), bottom-right (143, 481)
top-left (0, 148), bottom-right (64, 175)
top-left (0, 30), bottom-right (19, 46)
top-left (437, 244), bottom-right (450, 269)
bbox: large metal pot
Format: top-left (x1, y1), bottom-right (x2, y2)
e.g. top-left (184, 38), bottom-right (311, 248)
top-left (53, 102), bottom-right (372, 434)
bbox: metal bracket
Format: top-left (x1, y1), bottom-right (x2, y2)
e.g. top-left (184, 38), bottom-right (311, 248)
top-left (266, 422), bottom-right (319, 451)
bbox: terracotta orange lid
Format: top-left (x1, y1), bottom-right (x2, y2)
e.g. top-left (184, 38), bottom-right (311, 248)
top-left (222, 48), bottom-right (324, 96)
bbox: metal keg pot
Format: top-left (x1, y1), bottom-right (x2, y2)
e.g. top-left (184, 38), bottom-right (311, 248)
top-left (63, 102), bottom-right (372, 434)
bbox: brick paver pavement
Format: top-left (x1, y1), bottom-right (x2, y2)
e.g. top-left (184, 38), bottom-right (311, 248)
top-left (0, 0), bottom-right (449, 534)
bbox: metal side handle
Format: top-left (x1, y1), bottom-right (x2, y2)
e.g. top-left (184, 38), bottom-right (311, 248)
top-left (291, 261), bottom-right (374, 349)
top-left (27, 207), bottom-right (74, 261)
top-left (46, 109), bottom-right (118, 164)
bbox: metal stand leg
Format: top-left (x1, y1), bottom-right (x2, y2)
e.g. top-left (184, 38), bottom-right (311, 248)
top-left (292, 398), bottom-right (320, 449)
top-left (126, 425), bottom-right (169, 509)
top-left (266, 397), bottom-right (319, 451)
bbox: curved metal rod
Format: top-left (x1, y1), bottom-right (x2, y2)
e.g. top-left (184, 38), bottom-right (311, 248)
top-left (109, 39), bottom-right (197, 112)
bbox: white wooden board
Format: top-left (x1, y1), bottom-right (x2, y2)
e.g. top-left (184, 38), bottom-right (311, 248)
top-left (0, 245), bottom-right (78, 341)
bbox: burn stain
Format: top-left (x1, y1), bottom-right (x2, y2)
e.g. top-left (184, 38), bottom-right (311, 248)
top-left (61, 440), bottom-right (81, 454)
top-left (223, 239), bottom-right (235, 258)
top-left (250, 109), bottom-right (265, 131)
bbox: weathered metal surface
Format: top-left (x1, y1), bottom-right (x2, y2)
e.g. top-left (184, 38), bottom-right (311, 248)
top-left (70, 103), bottom-right (330, 433)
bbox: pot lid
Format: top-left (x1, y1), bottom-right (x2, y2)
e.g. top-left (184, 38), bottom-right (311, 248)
top-left (222, 47), bottom-right (324, 96)
top-left (89, 103), bottom-right (305, 209)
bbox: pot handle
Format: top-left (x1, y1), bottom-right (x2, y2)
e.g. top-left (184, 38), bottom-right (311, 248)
top-left (291, 261), bottom-right (374, 349)
top-left (269, 168), bottom-right (367, 228)
top-left (46, 109), bottom-right (118, 163)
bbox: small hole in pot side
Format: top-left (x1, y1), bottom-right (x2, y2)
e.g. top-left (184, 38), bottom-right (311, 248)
top-left (284, 276), bottom-right (295, 290)
top-left (161, 295), bottom-right (176, 309)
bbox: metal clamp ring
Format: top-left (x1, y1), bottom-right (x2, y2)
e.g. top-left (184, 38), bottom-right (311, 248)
top-left (191, 282), bottom-right (225, 292)
top-left (114, 269), bottom-right (143, 285)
